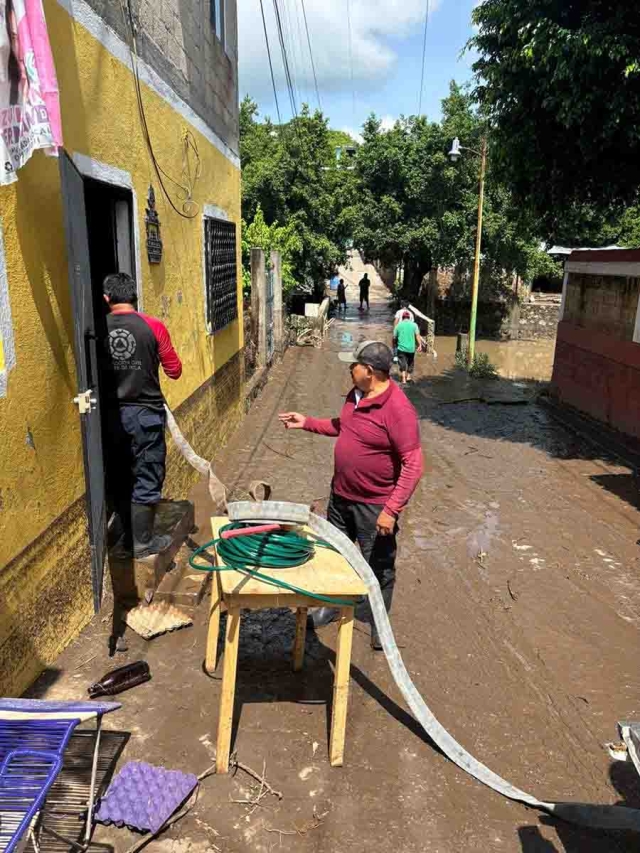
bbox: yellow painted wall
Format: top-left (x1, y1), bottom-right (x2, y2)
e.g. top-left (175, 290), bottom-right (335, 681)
top-left (0, 0), bottom-right (242, 694)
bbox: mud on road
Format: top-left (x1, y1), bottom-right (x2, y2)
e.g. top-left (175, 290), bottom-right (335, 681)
top-left (33, 260), bottom-right (640, 852)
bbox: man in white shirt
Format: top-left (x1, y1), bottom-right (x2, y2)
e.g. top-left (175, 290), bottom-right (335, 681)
top-left (393, 302), bottom-right (414, 328)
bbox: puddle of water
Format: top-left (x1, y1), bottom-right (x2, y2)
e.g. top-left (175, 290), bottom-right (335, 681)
top-left (435, 336), bottom-right (556, 382)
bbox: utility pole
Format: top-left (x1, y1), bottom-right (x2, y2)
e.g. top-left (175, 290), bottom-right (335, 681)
top-left (468, 135), bottom-right (487, 366)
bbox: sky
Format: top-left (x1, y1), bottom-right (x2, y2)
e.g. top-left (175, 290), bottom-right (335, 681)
top-left (238, 0), bottom-right (479, 139)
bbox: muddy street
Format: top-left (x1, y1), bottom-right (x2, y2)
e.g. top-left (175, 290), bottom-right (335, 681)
top-left (34, 259), bottom-right (640, 853)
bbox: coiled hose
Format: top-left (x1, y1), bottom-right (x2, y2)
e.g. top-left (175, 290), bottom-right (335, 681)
top-left (189, 522), bottom-right (353, 606)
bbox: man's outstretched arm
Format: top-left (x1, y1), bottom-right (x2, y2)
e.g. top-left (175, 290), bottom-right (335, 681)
top-left (279, 412), bottom-right (341, 436)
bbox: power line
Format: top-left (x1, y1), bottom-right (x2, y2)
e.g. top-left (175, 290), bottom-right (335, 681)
top-left (272, 0), bottom-right (298, 119)
top-left (293, 0), bottom-right (310, 106)
top-left (346, 0), bottom-right (355, 122)
top-left (282, 0), bottom-right (301, 109)
top-left (418, 0), bottom-right (431, 116)
top-left (259, 0), bottom-right (282, 123)
top-left (301, 0), bottom-right (321, 111)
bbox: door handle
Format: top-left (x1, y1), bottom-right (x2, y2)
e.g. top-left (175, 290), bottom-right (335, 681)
top-left (73, 389), bottom-right (98, 415)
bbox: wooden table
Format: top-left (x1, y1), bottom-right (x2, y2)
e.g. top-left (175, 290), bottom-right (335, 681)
top-left (206, 516), bottom-right (368, 774)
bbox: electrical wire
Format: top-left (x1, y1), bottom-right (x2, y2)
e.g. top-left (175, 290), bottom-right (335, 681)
top-left (346, 0), bottom-right (355, 122)
top-left (259, 0), bottom-right (282, 124)
top-left (282, 0), bottom-right (301, 109)
top-left (189, 523), bottom-right (352, 606)
top-left (272, 0), bottom-right (298, 119)
top-left (122, 0), bottom-right (199, 219)
top-left (301, 0), bottom-right (321, 111)
top-left (418, 0), bottom-right (431, 116)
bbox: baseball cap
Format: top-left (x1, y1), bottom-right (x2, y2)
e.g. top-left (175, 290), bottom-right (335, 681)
top-left (337, 340), bottom-right (393, 372)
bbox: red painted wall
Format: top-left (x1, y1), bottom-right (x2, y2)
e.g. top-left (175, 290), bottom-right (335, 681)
top-left (551, 322), bottom-right (640, 438)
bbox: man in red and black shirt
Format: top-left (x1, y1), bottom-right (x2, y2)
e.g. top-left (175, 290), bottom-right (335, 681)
top-left (103, 273), bottom-right (182, 558)
top-left (279, 341), bottom-right (423, 648)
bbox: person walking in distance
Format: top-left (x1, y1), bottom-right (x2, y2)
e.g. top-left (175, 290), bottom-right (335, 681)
top-left (359, 272), bottom-right (370, 311)
top-left (103, 272), bottom-right (182, 558)
top-left (279, 341), bottom-right (423, 649)
top-left (337, 278), bottom-right (347, 314)
top-left (394, 310), bottom-right (422, 385)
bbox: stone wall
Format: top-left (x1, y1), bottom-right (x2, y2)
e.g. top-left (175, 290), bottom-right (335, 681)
top-left (432, 299), bottom-right (560, 341)
top-left (83, 0), bottom-right (239, 152)
top-left (433, 300), bottom-right (514, 340)
top-left (516, 302), bottom-right (562, 340)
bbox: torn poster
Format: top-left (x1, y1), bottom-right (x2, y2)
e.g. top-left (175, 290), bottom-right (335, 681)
top-left (0, 0), bottom-right (62, 184)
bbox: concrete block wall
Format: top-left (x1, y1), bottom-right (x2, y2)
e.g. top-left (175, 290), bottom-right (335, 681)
top-left (83, 0), bottom-right (239, 152)
top-left (564, 273), bottom-right (640, 340)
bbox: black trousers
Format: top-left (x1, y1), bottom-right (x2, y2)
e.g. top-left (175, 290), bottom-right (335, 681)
top-left (397, 350), bottom-right (415, 373)
top-left (107, 405), bottom-right (167, 507)
top-left (327, 491), bottom-right (397, 622)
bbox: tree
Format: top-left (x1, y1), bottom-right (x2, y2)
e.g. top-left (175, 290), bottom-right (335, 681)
top-left (471, 0), bottom-right (640, 242)
top-left (240, 97), bottom-right (354, 292)
top-left (351, 83), bottom-right (552, 296)
top-left (241, 205), bottom-right (302, 297)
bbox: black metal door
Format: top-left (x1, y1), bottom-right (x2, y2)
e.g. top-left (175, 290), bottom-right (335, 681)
top-left (59, 151), bottom-right (107, 613)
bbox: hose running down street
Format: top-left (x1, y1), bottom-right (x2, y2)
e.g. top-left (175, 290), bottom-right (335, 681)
top-left (221, 500), bottom-right (640, 833)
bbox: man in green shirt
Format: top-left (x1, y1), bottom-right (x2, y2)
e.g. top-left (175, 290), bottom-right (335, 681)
top-left (393, 311), bottom-right (422, 384)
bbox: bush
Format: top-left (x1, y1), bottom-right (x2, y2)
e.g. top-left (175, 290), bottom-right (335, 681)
top-left (455, 350), bottom-right (499, 379)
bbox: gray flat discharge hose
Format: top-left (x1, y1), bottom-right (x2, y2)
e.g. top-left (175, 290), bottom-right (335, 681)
top-left (228, 500), bottom-right (640, 832)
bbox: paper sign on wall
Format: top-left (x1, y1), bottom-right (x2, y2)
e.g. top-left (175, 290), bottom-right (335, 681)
top-left (0, 0), bottom-right (62, 185)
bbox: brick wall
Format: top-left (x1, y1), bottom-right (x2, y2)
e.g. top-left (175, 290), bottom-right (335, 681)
top-left (552, 322), bottom-right (640, 439)
top-left (564, 272), bottom-right (640, 340)
top-left (83, 0), bottom-right (239, 152)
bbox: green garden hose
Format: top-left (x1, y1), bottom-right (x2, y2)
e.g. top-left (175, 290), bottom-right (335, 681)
top-left (189, 522), bottom-right (353, 607)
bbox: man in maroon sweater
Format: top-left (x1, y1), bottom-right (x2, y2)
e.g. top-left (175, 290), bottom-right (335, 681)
top-left (279, 341), bottom-right (423, 648)
top-left (103, 273), bottom-right (182, 558)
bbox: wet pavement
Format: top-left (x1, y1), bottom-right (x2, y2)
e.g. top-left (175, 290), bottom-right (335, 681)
top-left (30, 255), bottom-right (640, 852)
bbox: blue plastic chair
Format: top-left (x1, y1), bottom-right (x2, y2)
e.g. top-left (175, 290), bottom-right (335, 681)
top-left (0, 748), bottom-right (63, 853)
top-left (0, 700), bottom-right (120, 853)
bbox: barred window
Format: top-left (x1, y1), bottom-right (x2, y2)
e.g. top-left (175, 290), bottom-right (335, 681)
top-left (204, 217), bottom-right (238, 334)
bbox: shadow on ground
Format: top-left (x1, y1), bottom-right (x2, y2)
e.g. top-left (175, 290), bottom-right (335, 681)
top-left (406, 367), bottom-right (629, 468)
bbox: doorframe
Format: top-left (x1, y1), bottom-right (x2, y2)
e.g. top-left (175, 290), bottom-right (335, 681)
top-left (71, 152), bottom-right (144, 309)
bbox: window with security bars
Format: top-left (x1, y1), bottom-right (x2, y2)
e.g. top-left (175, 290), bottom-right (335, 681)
top-left (204, 217), bottom-right (238, 334)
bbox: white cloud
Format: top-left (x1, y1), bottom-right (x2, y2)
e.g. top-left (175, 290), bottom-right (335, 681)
top-left (239, 0), bottom-right (438, 105)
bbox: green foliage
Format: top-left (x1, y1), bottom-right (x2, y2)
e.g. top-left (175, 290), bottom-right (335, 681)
top-left (328, 129), bottom-right (359, 152)
top-left (351, 83), bottom-right (551, 296)
top-left (240, 97), bottom-right (355, 292)
top-left (241, 205), bottom-right (302, 297)
top-left (455, 350), bottom-right (499, 379)
top-left (470, 0), bottom-right (640, 243)
top-left (618, 207), bottom-right (640, 248)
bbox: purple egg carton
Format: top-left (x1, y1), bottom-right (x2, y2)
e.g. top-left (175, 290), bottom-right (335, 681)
top-left (95, 760), bottom-right (198, 834)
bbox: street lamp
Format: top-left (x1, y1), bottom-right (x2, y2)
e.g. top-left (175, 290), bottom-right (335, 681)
top-left (449, 135), bottom-right (488, 367)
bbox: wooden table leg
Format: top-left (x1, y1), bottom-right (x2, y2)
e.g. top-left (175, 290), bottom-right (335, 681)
top-left (293, 607), bottom-right (308, 672)
top-left (205, 576), bottom-right (222, 674)
top-left (216, 606), bottom-right (241, 774)
top-left (329, 606), bottom-right (354, 767)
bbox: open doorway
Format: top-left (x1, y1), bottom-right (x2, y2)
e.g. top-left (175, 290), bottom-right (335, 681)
top-left (82, 178), bottom-right (136, 542)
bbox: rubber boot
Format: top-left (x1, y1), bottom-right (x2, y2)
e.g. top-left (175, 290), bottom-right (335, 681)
top-left (131, 503), bottom-right (172, 558)
top-left (370, 624), bottom-right (383, 651)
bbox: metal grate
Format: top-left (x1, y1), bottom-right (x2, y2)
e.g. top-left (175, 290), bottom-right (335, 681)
top-left (204, 218), bottom-right (238, 334)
